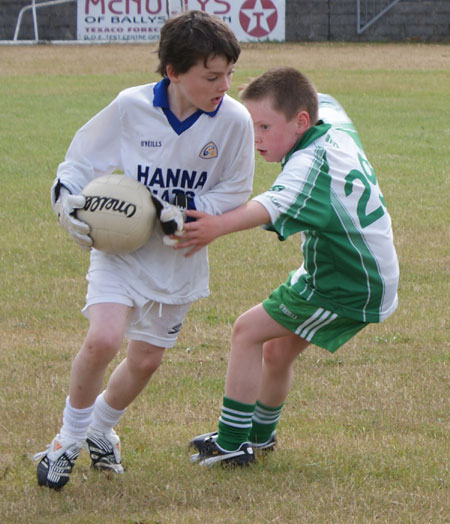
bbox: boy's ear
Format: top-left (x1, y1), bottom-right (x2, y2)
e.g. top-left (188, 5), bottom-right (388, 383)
top-left (296, 110), bottom-right (311, 133)
top-left (166, 64), bottom-right (179, 82)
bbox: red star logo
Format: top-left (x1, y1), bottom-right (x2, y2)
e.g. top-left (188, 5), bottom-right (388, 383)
top-left (239, 0), bottom-right (278, 38)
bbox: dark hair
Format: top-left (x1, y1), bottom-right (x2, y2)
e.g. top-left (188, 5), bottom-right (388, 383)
top-left (156, 10), bottom-right (241, 76)
top-left (240, 67), bottom-right (319, 124)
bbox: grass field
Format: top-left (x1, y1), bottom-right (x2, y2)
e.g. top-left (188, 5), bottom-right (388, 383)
top-left (0, 42), bottom-right (449, 523)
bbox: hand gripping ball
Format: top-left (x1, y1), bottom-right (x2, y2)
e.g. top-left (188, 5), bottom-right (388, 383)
top-left (77, 175), bottom-right (156, 254)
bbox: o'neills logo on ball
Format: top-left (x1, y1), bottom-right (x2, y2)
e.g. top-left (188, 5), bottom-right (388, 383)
top-left (84, 195), bottom-right (137, 218)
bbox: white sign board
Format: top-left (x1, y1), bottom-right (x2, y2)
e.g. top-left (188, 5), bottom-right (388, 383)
top-left (77, 0), bottom-right (285, 43)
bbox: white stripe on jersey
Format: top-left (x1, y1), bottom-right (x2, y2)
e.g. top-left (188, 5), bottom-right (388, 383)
top-left (330, 189), bottom-right (373, 322)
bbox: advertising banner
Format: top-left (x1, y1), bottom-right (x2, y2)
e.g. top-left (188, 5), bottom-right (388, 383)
top-left (77, 0), bottom-right (285, 43)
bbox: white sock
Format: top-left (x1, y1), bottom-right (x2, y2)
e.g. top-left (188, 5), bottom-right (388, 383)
top-left (90, 391), bottom-right (126, 434)
top-left (59, 396), bottom-right (94, 442)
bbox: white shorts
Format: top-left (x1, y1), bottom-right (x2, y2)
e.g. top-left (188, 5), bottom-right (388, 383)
top-left (82, 268), bottom-right (191, 348)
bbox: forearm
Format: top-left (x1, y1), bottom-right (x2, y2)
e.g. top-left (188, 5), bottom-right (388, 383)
top-left (213, 201), bottom-right (271, 237)
top-left (178, 200), bottom-right (271, 256)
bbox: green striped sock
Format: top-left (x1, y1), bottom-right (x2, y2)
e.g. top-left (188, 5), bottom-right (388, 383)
top-left (248, 401), bottom-right (284, 445)
top-left (216, 396), bottom-right (255, 452)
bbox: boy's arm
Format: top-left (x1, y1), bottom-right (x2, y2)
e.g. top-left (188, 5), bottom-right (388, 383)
top-left (176, 201), bottom-right (270, 257)
top-left (54, 96), bottom-right (122, 195)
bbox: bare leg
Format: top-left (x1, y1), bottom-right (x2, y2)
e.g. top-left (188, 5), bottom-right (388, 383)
top-left (258, 335), bottom-right (310, 407)
top-left (103, 340), bottom-right (166, 411)
top-left (225, 304), bottom-right (296, 404)
top-left (69, 303), bottom-right (131, 409)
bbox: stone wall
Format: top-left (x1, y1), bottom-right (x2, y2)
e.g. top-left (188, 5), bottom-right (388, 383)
top-left (1, 0), bottom-right (449, 42)
top-left (286, 0), bottom-right (450, 42)
top-left (1, 0), bottom-right (77, 40)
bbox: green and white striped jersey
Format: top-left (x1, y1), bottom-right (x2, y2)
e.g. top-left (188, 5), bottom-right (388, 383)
top-left (253, 94), bottom-right (399, 323)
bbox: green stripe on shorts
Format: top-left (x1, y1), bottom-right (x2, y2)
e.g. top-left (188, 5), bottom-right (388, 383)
top-left (262, 276), bottom-right (367, 353)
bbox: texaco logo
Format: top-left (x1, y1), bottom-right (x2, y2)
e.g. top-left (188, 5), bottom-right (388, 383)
top-left (239, 0), bottom-right (278, 38)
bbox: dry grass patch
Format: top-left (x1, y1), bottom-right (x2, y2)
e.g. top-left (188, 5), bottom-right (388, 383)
top-left (1, 42), bottom-right (449, 77)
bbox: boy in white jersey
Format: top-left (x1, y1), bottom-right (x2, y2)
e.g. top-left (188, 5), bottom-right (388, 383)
top-left (34, 10), bottom-right (254, 489)
top-left (179, 67), bottom-right (399, 467)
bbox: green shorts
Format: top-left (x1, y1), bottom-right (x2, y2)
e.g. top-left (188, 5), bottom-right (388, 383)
top-left (262, 275), bottom-right (367, 353)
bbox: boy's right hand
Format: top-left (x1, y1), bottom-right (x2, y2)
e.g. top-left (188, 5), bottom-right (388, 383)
top-left (174, 201), bottom-right (270, 257)
top-left (52, 187), bottom-right (93, 250)
top-left (174, 210), bottom-right (221, 256)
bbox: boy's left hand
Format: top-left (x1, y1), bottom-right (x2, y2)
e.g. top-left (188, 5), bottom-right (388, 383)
top-left (150, 194), bottom-right (185, 246)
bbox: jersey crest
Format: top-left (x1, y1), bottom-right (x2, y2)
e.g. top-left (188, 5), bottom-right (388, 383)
top-left (199, 141), bottom-right (218, 159)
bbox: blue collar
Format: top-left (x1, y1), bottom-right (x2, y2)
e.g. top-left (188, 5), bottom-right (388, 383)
top-left (153, 77), bottom-right (222, 135)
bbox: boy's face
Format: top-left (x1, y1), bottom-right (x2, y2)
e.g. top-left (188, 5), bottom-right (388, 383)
top-left (167, 55), bottom-right (234, 117)
top-left (244, 96), bottom-right (307, 163)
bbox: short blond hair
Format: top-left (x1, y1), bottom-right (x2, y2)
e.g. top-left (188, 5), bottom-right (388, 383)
top-left (240, 67), bottom-right (318, 124)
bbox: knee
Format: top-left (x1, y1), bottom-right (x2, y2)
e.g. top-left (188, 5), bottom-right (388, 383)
top-left (82, 328), bottom-right (122, 365)
top-left (263, 337), bottom-right (307, 372)
top-left (132, 355), bottom-right (161, 377)
top-left (262, 340), bottom-right (286, 371)
top-left (232, 312), bottom-right (254, 345)
top-left (127, 346), bottom-right (164, 379)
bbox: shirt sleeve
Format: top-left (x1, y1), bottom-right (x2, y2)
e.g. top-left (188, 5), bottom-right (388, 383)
top-left (252, 147), bottom-right (331, 240)
top-left (54, 96), bottom-right (123, 195)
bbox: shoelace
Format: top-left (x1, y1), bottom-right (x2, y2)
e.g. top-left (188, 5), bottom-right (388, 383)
top-left (32, 445), bottom-right (50, 462)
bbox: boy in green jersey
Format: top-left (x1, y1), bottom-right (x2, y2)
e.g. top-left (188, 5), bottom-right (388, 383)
top-left (177, 67), bottom-right (399, 467)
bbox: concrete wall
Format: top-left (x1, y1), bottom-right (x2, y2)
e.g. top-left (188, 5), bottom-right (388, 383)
top-left (1, 0), bottom-right (449, 42)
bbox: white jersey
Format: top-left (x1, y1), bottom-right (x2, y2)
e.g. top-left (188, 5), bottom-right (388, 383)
top-left (54, 79), bottom-right (254, 304)
top-left (253, 94), bottom-right (399, 323)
